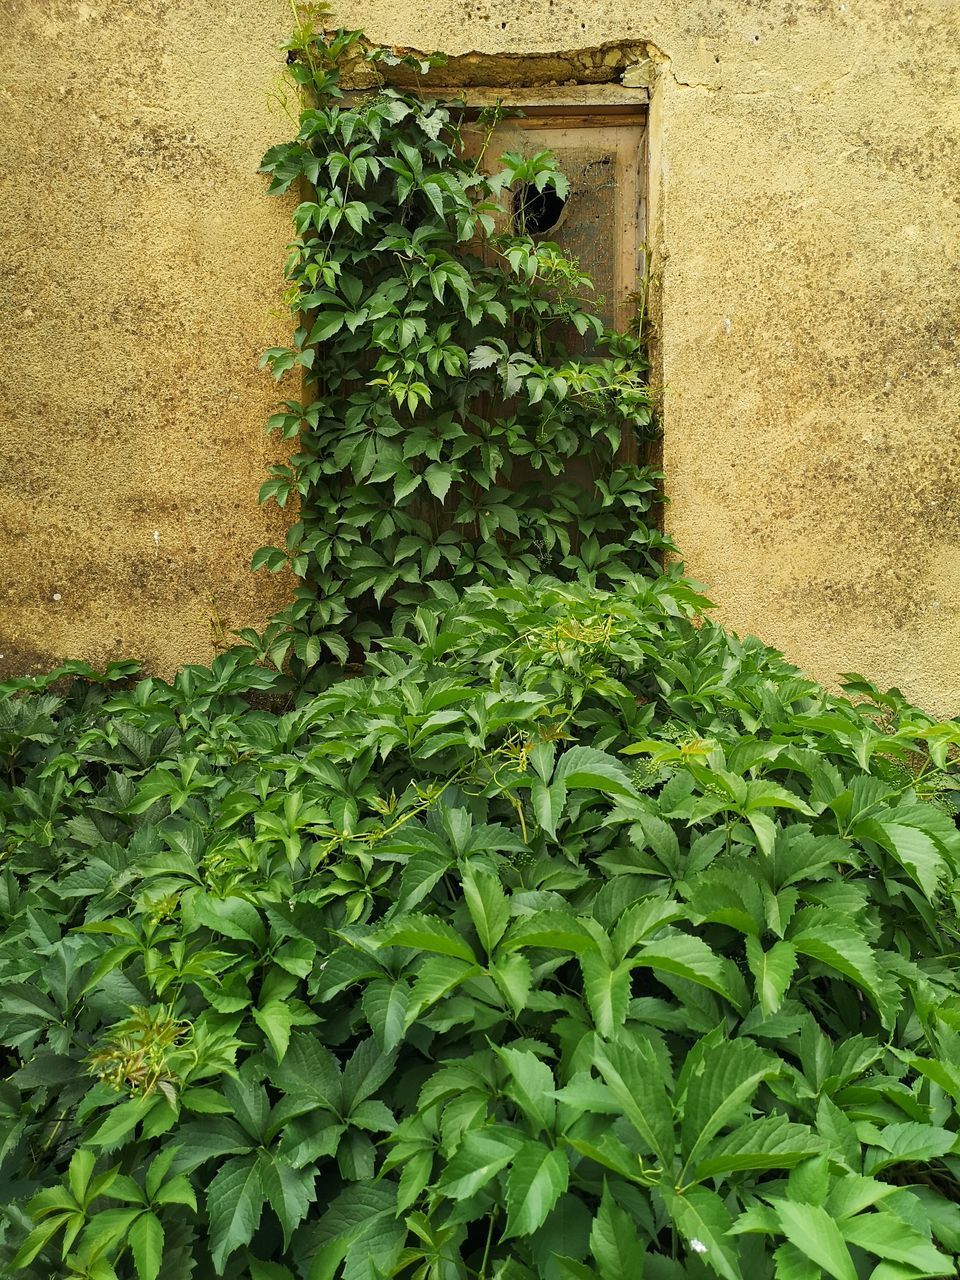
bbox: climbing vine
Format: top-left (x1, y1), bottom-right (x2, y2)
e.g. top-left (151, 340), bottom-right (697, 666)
top-left (252, 27), bottom-right (665, 669)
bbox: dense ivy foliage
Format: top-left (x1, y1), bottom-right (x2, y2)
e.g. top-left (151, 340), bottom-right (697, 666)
top-left (4, 580), bottom-right (960, 1280)
top-left (251, 29), bottom-right (664, 670)
top-left (4, 21), bottom-right (960, 1280)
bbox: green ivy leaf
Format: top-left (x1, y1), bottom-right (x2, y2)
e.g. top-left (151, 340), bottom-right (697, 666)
top-left (692, 1116), bottom-right (823, 1181)
top-left (745, 937), bottom-right (796, 1016)
top-left (194, 895), bottom-right (266, 948)
top-left (378, 913), bottom-right (478, 963)
top-left (206, 1155), bottom-right (265, 1274)
top-left (856, 816), bottom-right (949, 898)
top-left (580, 952), bottom-right (632, 1038)
top-left (531, 777), bottom-right (567, 838)
top-left (361, 979), bottom-right (409, 1054)
top-left (438, 1127), bottom-right (525, 1201)
top-left (260, 1158), bottom-right (316, 1248)
top-left (462, 866), bottom-right (511, 956)
top-left (496, 1046), bottom-right (556, 1136)
top-left (503, 1142), bottom-right (569, 1239)
top-left (840, 1209), bottom-right (951, 1270)
top-left (128, 1211), bottom-right (164, 1280)
top-left (589, 1182), bottom-right (646, 1280)
top-left (424, 463), bottom-right (454, 502)
top-left (634, 933), bottom-right (746, 1010)
top-left (593, 1037), bottom-right (674, 1168)
top-left (862, 1121), bottom-right (957, 1173)
top-left (662, 1185), bottom-right (743, 1280)
top-left (680, 1038), bottom-right (780, 1179)
top-left (770, 1200), bottom-right (856, 1280)
top-left (789, 921), bottom-right (882, 1009)
top-left (554, 746), bottom-right (637, 799)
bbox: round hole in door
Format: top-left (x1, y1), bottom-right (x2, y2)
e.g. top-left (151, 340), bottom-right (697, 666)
top-left (513, 183), bottom-right (569, 236)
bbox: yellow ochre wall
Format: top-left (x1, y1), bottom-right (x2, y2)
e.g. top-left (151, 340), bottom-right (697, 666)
top-left (2, 1), bottom-right (958, 712)
top-left (0, 0), bottom-right (294, 673)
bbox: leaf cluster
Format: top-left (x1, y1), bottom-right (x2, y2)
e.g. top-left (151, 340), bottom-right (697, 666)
top-left (3, 577), bottom-right (960, 1279)
top-left (253, 30), bottom-right (663, 670)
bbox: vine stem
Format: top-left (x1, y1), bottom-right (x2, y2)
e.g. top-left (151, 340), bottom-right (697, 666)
top-left (478, 1208), bottom-right (497, 1279)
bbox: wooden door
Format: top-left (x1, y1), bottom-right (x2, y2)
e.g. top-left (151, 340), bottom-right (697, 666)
top-left (464, 109), bottom-right (646, 332)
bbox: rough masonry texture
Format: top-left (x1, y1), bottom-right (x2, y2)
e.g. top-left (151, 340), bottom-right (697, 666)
top-left (1, 0), bottom-right (958, 712)
top-left (0, 0), bottom-right (294, 673)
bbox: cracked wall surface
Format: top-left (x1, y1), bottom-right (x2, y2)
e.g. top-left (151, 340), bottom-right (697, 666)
top-left (2, 0), bottom-right (959, 712)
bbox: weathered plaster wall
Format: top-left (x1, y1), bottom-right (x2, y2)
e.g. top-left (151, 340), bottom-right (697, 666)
top-left (642, 2), bottom-right (960, 718)
top-left (0, 0), bottom-right (293, 676)
top-left (2, 0), bottom-right (958, 711)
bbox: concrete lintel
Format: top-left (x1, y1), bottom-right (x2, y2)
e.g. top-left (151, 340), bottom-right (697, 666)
top-left (343, 84), bottom-right (649, 107)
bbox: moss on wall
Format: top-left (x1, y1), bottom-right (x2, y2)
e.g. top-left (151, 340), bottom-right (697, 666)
top-left (2, 0), bottom-right (958, 712)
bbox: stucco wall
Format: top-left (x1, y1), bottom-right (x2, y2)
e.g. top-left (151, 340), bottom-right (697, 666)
top-left (2, 1), bottom-right (958, 712)
top-left (0, 0), bottom-right (293, 675)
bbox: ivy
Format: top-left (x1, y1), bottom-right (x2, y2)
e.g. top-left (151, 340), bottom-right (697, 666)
top-left (5, 580), bottom-right (960, 1279)
top-left (252, 29), bottom-right (665, 669)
